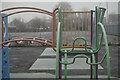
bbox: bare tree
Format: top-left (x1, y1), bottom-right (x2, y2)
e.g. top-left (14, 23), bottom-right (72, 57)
top-left (55, 2), bottom-right (72, 11)
top-left (54, 2), bottom-right (73, 31)
top-left (9, 18), bottom-right (26, 32)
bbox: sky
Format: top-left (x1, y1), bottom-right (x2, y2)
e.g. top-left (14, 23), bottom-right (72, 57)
top-left (0, 2), bottom-right (119, 23)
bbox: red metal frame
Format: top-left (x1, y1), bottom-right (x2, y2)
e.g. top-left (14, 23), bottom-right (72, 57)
top-left (0, 7), bottom-right (58, 51)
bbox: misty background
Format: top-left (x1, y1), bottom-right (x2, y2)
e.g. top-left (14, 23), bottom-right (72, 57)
top-left (0, 2), bottom-right (119, 47)
top-left (1, 2), bottom-right (119, 33)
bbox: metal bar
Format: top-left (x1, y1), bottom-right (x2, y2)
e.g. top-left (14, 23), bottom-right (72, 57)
top-left (74, 13), bottom-right (76, 41)
top-left (78, 13), bottom-right (80, 46)
top-left (52, 8), bottom-right (58, 51)
top-left (56, 7), bottom-right (62, 79)
top-left (92, 54), bottom-right (96, 79)
top-left (63, 13), bottom-right (65, 46)
top-left (91, 10), bottom-right (93, 47)
top-left (59, 54), bottom-right (62, 79)
top-left (97, 22), bottom-right (111, 79)
top-left (85, 13), bottom-right (88, 45)
top-left (63, 11), bottom-right (91, 13)
top-left (2, 17), bottom-right (4, 46)
top-left (62, 45), bottom-right (90, 48)
top-left (52, 12), bottom-right (57, 51)
top-left (90, 55), bottom-right (93, 79)
top-left (4, 10), bottom-right (52, 17)
top-left (0, 14), bottom-right (2, 80)
top-left (0, 38), bottom-right (53, 46)
top-left (56, 23), bottom-right (61, 79)
top-left (82, 13), bottom-right (84, 46)
top-left (64, 53), bottom-right (68, 80)
top-left (88, 13), bottom-right (91, 46)
top-left (99, 8), bottom-right (106, 23)
top-left (65, 13), bottom-right (68, 45)
top-left (70, 13), bottom-right (73, 46)
top-left (96, 6), bottom-right (101, 50)
top-left (0, 7), bottom-right (52, 15)
top-left (64, 13), bottom-right (67, 46)
top-left (95, 53), bottom-right (98, 79)
top-left (68, 13), bottom-right (71, 45)
top-left (2, 16), bottom-right (10, 79)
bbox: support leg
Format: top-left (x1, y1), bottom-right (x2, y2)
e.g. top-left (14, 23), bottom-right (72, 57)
top-left (90, 55), bottom-right (93, 79)
top-left (95, 53), bottom-right (98, 79)
top-left (0, 14), bottom-right (2, 80)
top-left (64, 53), bottom-right (67, 80)
top-left (59, 54), bottom-right (62, 79)
top-left (92, 54), bottom-right (96, 79)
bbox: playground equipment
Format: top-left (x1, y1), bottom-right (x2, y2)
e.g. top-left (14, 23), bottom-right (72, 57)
top-left (55, 6), bottom-right (110, 80)
top-left (0, 6), bottom-right (110, 80)
top-left (0, 7), bottom-right (56, 80)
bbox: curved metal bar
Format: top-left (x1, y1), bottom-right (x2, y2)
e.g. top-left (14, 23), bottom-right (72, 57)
top-left (60, 33), bottom-right (103, 54)
top-left (52, 8), bottom-right (58, 51)
top-left (0, 7), bottom-right (52, 15)
top-left (60, 22), bottom-right (110, 65)
top-left (60, 37), bottom-right (90, 54)
top-left (3, 10), bottom-right (52, 17)
top-left (19, 37), bottom-right (52, 42)
top-left (53, 8), bottom-right (58, 14)
top-left (97, 22), bottom-right (111, 79)
top-left (60, 52), bottom-right (107, 65)
top-left (0, 38), bottom-right (53, 46)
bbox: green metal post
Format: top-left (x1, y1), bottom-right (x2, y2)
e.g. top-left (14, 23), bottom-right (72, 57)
top-left (96, 6), bottom-right (100, 50)
top-left (92, 54), bottom-right (96, 79)
top-left (64, 53), bottom-right (68, 80)
top-left (56, 22), bottom-right (61, 80)
top-left (98, 23), bottom-right (111, 80)
top-left (56, 6), bottom-right (62, 80)
top-left (99, 8), bottom-right (106, 23)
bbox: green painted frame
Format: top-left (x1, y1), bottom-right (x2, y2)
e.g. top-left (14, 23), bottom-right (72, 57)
top-left (56, 6), bottom-right (110, 80)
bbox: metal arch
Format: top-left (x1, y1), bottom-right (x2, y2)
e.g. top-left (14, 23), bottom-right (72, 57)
top-left (0, 37), bottom-right (53, 46)
top-left (0, 7), bottom-right (58, 51)
top-left (53, 8), bottom-right (58, 14)
top-left (3, 10), bottom-right (52, 17)
top-left (52, 8), bottom-right (58, 51)
top-left (0, 7), bottom-right (52, 15)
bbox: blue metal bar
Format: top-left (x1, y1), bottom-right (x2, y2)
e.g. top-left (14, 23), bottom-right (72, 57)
top-left (2, 16), bottom-right (10, 79)
top-left (0, 14), bottom-right (2, 80)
